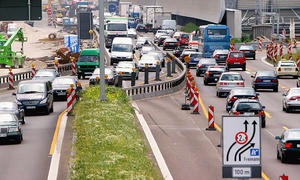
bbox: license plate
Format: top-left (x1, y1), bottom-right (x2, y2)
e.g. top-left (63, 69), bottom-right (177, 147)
top-left (234, 62), bottom-right (240, 64)
top-left (57, 92), bottom-right (66, 96)
top-left (0, 133), bottom-right (7, 137)
top-left (214, 74), bottom-right (220, 77)
top-left (263, 80), bottom-right (271, 82)
top-left (297, 144), bottom-right (300, 148)
top-left (26, 106), bottom-right (36, 109)
top-left (284, 68), bottom-right (291, 71)
top-left (245, 51), bottom-right (250, 53)
top-left (220, 56), bottom-right (226, 58)
top-left (169, 43), bottom-right (174, 45)
top-left (244, 112), bottom-right (255, 115)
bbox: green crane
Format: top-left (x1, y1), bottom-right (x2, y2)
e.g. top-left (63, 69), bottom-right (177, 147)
top-left (0, 28), bottom-right (27, 68)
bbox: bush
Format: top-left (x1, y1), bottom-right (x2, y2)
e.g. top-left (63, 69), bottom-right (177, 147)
top-left (180, 22), bottom-right (198, 33)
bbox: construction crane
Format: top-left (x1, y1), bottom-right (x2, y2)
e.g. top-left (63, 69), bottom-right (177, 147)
top-left (0, 28), bottom-right (27, 68)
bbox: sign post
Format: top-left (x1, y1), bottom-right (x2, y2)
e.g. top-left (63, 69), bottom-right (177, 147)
top-left (222, 116), bottom-right (261, 178)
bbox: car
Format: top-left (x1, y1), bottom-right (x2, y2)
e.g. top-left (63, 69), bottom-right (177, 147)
top-left (136, 37), bottom-right (151, 49)
top-left (188, 52), bottom-right (203, 67)
top-left (0, 102), bottom-right (25, 124)
top-left (173, 32), bottom-right (182, 40)
top-left (148, 51), bottom-right (165, 67)
top-left (179, 33), bottom-right (189, 46)
top-left (89, 68), bottom-right (117, 85)
top-left (196, 58), bottom-right (217, 76)
top-left (77, 48), bottom-right (99, 79)
top-left (136, 24), bottom-right (148, 32)
top-left (154, 30), bottom-right (168, 43)
top-left (138, 54), bottom-right (160, 71)
top-left (282, 88), bottom-right (300, 113)
top-left (251, 71), bottom-right (279, 92)
top-left (140, 46), bottom-right (155, 58)
top-left (0, 114), bottom-right (23, 143)
top-left (157, 35), bottom-right (170, 46)
top-left (203, 66), bottom-right (226, 85)
top-left (163, 38), bottom-right (179, 50)
top-left (239, 45), bottom-right (256, 59)
top-left (173, 48), bottom-right (184, 58)
top-left (275, 60), bottom-right (299, 78)
top-left (225, 87), bottom-right (259, 112)
top-left (226, 51), bottom-right (246, 71)
top-left (52, 76), bottom-right (81, 100)
top-left (115, 61), bottom-right (139, 80)
top-left (128, 28), bottom-right (137, 39)
top-left (164, 29), bottom-right (175, 36)
top-left (229, 99), bottom-right (266, 128)
top-left (13, 80), bottom-right (54, 115)
top-left (275, 129), bottom-right (300, 163)
top-left (179, 48), bottom-right (197, 62)
top-left (32, 69), bottom-right (60, 82)
top-left (213, 49), bottom-right (229, 64)
top-left (297, 77), bottom-right (300, 87)
top-left (216, 72), bottom-right (245, 97)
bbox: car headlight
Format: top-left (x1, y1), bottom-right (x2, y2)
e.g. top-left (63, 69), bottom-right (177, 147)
top-left (16, 100), bottom-right (22, 105)
top-left (40, 98), bottom-right (48, 104)
top-left (8, 127), bottom-right (19, 132)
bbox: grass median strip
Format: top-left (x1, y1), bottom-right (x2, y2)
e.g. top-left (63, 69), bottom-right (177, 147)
top-left (71, 86), bottom-right (161, 180)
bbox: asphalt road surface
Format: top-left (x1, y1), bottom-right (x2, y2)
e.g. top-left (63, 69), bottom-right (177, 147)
top-left (136, 50), bottom-right (300, 179)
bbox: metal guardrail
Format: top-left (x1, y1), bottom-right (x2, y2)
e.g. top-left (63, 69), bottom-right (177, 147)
top-left (0, 64), bottom-right (72, 89)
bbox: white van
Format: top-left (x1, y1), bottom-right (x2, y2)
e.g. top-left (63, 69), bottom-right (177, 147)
top-left (7, 23), bottom-right (18, 37)
top-left (110, 37), bottom-right (135, 65)
top-left (162, 20), bottom-right (176, 31)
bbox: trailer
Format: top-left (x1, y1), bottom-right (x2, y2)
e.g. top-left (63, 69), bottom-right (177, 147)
top-left (142, 6), bottom-right (163, 31)
top-left (119, 2), bottom-right (131, 17)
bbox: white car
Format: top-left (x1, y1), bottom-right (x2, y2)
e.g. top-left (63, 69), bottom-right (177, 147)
top-left (115, 61), bottom-right (139, 80)
top-left (282, 88), bottom-right (300, 112)
top-left (216, 72), bottom-right (245, 97)
top-left (154, 30), bottom-right (168, 43)
top-left (136, 37), bottom-right (151, 49)
top-left (128, 28), bottom-right (137, 39)
top-left (275, 60), bottom-right (299, 78)
top-left (138, 54), bottom-right (159, 71)
top-left (148, 51), bottom-right (165, 67)
top-left (140, 46), bottom-right (155, 58)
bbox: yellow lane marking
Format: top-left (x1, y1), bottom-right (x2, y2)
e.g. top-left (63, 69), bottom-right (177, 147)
top-left (134, 54), bottom-right (139, 62)
top-left (135, 73), bottom-right (168, 86)
top-left (265, 111), bottom-right (272, 119)
top-left (198, 93), bottom-right (270, 180)
top-left (283, 126), bottom-right (288, 130)
top-left (49, 109), bottom-right (67, 155)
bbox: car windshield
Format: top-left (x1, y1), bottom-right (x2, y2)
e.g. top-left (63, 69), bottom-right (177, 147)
top-left (18, 83), bottom-right (45, 94)
top-left (181, 34), bottom-right (189, 39)
top-left (107, 23), bottom-right (127, 31)
top-left (79, 55), bottom-right (98, 62)
top-left (35, 71), bottom-right (55, 77)
top-left (287, 131), bottom-right (300, 139)
top-left (256, 71), bottom-right (275, 77)
top-left (0, 103), bottom-right (16, 111)
top-left (53, 78), bottom-right (74, 85)
top-left (230, 52), bottom-right (244, 58)
top-left (281, 62), bottom-right (296, 67)
top-left (240, 46), bottom-right (254, 50)
top-left (221, 74), bottom-right (243, 81)
top-left (236, 102), bottom-right (261, 111)
top-left (190, 54), bottom-right (202, 58)
top-left (112, 44), bottom-right (132, 52)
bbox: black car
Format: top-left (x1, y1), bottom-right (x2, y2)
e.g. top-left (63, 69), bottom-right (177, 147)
top-left (13, 80), bottom-right (54, 115)
top-left (225, 87), bottom-right (259, 112)
top-left (229, 99), bottom-right (266, 128)
top-left (173, 48), bottom-right (183, 58)
top-left (213, 49), bottom-right (229, 64)
top-left (136, 24), bottom-right (148, 32)
top-left (239, 45), bottom-right (256, 59)
top-left (297, 77), bottom-right (300, 87)
top-left (0, 102), bottom-right (25, 124)
top-left (163, 38), bottom-right (179, 50)
top-left (52, 76), bottom-right (81, 100)
top-left (276, 129), bottom-right (300, 163)
top-left (0, 114), bottom-right (23, 144)
top-left (32, 69), bottom-right (60, 83)
top-left (179, 49), bottom-right (197, 62)
top-left (157, 35), bottom-right (169, 46)
top-left (203, 66), bottom-right (226, 85)
top-left (196, 58), bottom-right (217, 76)
top-left (251, 71), bottom-right (279, 92)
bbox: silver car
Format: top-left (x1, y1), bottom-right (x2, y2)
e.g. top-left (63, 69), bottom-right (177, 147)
top-left (216, 72), bottom-right (245, 97)
top-left (140, 46), bottom-right (155, 58)
top-left (282, 88), bottom-right (300, 113)
top-left (115, 61), bottom-right (139, 80)
top-left (147, 51), bottom-right (165, 67)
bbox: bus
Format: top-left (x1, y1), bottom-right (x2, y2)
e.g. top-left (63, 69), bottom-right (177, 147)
top-left (197, 25), bottom-right (231, 57)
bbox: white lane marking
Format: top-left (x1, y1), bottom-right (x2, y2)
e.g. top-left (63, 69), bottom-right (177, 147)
top-left (131, 102), bottom-right (173, 180)
top-left (260, 57), bottom-right (273, 67)
top-left (265, 129), bottom-right (275, 138)
top-left (47, 112), bottom-right (68, 180)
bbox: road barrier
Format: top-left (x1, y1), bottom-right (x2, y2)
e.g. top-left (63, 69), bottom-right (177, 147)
top-left (155, 61), bottom-right (161, 81)
top-left (31, 64), bottom-right (36, 77)
top-left (206, 105), bottom-right (216, 131)
top-left (72, 58), bottom-right (76, 75)
top-left (67, 87), bottom-right (74, 115)
top-left (192, 87), bottom-right (199, 114)
top-left (258, 40), bottom-right (262, 50)
top-left (8, 68), bottom-right (14, 89)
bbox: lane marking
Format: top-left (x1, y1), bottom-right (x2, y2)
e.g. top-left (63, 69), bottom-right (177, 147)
top-left (262, 171), bottom-right (270, 180)
top-left (132, 102), bottom-right (173, 180)
top-left (265, 111), bottom-right (272, 119)
top-left (49, 109), bottom-right (67, 155)
top-left (134, 53), bottom-right (139, 62)
top-left (283, 126), bottom-right (288, 130)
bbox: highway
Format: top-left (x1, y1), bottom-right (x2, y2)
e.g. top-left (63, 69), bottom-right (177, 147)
top-left (135, 48), bottom-right (300, 179)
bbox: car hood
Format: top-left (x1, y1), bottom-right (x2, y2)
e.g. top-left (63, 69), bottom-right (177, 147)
top-left (16, 93), bottom-right (45, 101)
top-left (139, 59), bottom-right (157, 64)
top-left (115, 67), bottom-right (132, 73)
top-left (53, 84), bottom-right (71, 90)
top-left (32, 76), bottom-right (55, 82)
top-left (111, 51), bottom-right (132, 58)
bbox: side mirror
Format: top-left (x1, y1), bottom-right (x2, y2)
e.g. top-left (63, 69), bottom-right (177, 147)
top-left (275, 136), bottom-right (281, 140)
top-left (262, 106), bottom-right (266, 109)
top-left (109, 49), bottom-right (111, 53)
top-left (12, 92), bottom-right (16, 96)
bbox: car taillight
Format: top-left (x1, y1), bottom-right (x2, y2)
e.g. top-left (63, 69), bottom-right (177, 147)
top-left (198, 65), bottom-right (203, 68)
top-left (285, 143), bottom-right (292, 148)
top-left (206, 72), bottom-right (210, 76)
top-left (175, 42), bottom-right (179, 45)
top-left (165, 42), bottom-right (169, 45)
top-left (278, 68), bottom-right (281, 72)
top-left (289, 96), bottom-right (300, 100)
top-left (257, 111), bottom-right (265, 116)
top-left (271, 79), bottom-right (278, 82)
top-left (219, 82), bottom-right (223, 85)
top-left (214, 55), bottom-right (219, 58)
top-left (230, 97), bottom-right (237, 101)
top-left (255, 79), bottom-right (262, 82)
top-left (241, 82), bottom-right (244, 86)
top-left (251, 96), bottom-right (257, 99)
top-left (233, 112), bottom-right (240, 115)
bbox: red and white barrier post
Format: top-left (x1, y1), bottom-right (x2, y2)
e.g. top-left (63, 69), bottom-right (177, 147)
top-left (280, 42), bottom-right (283, 59)
top-left (288, 41), bottom-right (292, 55)
top-left (206, 105), bottom-right (216, 131)
top-left (279, 174), bottom-right (288, 180)
top-left (294, 34), bottom-right (297, 48)
top-left (266, 45), bottom-right (270, 60)
top-left (273, 43), bottom-right (278, 63)
top-left (31, 64), bottom-right (36, 77)
top-left (192, 88), bottom-right (199, 114)
top-left (72, 58), bottom-right (76, 75)
top-left (296, 55), bottom-right (300, 67)
top-left (189, 81), bottom-right (195, 106)
top-left (289, 53), bottom-right (293, 60)
top-left (259, 40), bottom-right (262, 50)
top-left (8, 68), bottom-right (14, 89)
top-left (67, 84), bottom-right (77, 115)
top-left (54, 58), bottom-right (59, 72)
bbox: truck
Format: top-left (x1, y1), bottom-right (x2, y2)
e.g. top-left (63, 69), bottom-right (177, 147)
top-left (142, 6), bottom-right (163, 31)
top-left (104, 17), bottom-right (128, 48)
top-left (129, 5), bottom-right (141, 19)
top-left (153, 12), bottom-right (171, 30)
top-left (119, 2), bottom-right (131, 17)
top-left (76, 49), bottom-right (99, 79)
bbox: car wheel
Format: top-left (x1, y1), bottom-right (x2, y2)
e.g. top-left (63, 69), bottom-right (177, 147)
top-left (196, 71), bottom-right (200, 77)
top-left (274, 87), bottom-right (278, 92)
top-left (281, 153), bottom-right (287, 163)
top-left (204, 80), bottom-right (208, 85)
top-left (297, 82), bottom-right (299, 87)
top-left (294, 76), bottom-right (298, 79)
top-left (21, 117), bottom-right (25, 125)
top-left (162, 61), bottom-right (165, 67)
top-left (253, 56), bottom-right (255, 60)
top-left (45, 106), bottom-right (50, 115)
top-left (277, 149), bottom-right (280, 160)
top-left (82, 75), bottom-right (85, 79)
top-left (282, 105), bottom-right (286, 111)
top-left (15, 135), bottom-right (22, 144)
top-left (163, 47), bottom-right (166, 50)
top-left (216, 91), bottom-right (220, 97)
top-left (286, 106), bottom-right (291, 113)
top-left (136, 75), bottom-right (139, 80)
top-left (262, 118), bottom-right (266, 128)
top-left (77, 74), bottom-right (81, 79)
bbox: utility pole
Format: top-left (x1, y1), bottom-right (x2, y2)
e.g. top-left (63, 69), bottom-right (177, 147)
top-left (99, 0), bottom-right (108, 101)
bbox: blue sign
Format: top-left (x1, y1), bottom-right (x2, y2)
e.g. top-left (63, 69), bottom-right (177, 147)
top-left (108, 1), bottom-right (119, 15)
top-left (250, 149), bottom-right (259, 156)
top-left (108, 4), bottom-right (116, 13)
top-left (64, 35), bottom-right (79, 53)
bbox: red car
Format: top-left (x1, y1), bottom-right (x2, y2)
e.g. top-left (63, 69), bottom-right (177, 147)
top-left (226, 51), bottom-right (246, 71)
top-left (179, 33), bottom-right (189, 46)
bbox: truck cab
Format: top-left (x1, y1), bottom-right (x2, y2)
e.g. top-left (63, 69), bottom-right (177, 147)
top-left (105, 20), bottom-right (128, 48)
top-left (76, 49), bottom-right (100, 79)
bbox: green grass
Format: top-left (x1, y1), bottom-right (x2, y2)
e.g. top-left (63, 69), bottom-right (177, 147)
top-left (180, 22), bottom-right (198, 33)
top-left (71, 86), bottom-right (161, 180)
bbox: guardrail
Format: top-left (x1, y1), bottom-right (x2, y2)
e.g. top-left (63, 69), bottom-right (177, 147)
top-left (0, 63), bottom-right (72, 89)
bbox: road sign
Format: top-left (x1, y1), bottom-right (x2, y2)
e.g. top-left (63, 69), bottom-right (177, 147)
top-left (184, 56), bottom-right (191, 63)
top-left (222, 116), bottom-right (261, 178)
top-left (108, 4), bottom-right (116, 13)
top-left (47, 8), bottom-right (52, 16)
